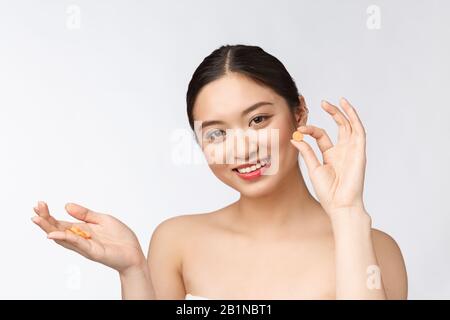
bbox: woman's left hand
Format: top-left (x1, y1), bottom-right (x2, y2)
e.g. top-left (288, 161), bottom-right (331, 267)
top-left (290, 97), bottom-right (368, 217)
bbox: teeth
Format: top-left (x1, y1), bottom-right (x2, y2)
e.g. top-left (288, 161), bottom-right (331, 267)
top-left (236, 158), bottom-right (270, 174)
top-left (261, 156), bottom-right (272, 166)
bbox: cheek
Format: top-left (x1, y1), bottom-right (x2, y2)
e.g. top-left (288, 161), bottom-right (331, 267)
top-left (203, 142), bottom-right (228, 165)
top-left (279, 124), bottom-right (299, 161)
top-left (264, 118), bottom-right (296, 155)
top-left (276, 115), bottom-right (296, 142)
top-left (203, 144), bottom-right (236, 182)
top-left (209, 163), bottom-right (228, 174)
top-left (208, 163), bottom-right (236, 188)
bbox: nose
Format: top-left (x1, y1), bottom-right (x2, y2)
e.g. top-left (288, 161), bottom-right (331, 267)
top-left (232, 129), bottom-right (259, 165)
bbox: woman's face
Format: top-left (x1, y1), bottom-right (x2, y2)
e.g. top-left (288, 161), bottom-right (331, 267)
top-left (193, 72), bottom-right (307, 198)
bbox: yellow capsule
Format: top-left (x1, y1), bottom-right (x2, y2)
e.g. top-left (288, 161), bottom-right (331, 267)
top-left (67, 226), bottom-right (91, 239)
top-left (292, 130), bottom-right (303, 142)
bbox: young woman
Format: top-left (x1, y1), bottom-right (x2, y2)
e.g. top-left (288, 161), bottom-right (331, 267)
top-left (32, 44), bottom-right (407, 300)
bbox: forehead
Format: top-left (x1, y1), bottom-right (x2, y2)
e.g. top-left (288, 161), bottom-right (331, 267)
top-left (193, 73), bottom-right (282, 121)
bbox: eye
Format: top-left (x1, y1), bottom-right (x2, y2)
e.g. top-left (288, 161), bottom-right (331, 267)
top-left (205, 129), bottom-right (226, 143)
top-left (249, 115), bottom-right (271, 126)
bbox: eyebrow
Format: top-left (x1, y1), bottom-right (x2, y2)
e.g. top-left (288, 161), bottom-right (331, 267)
top-left (200, 101), bottom-right (274, 130)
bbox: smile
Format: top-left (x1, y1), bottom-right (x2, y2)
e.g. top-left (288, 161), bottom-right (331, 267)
top-left (232, 156), bottom-right (271, 180)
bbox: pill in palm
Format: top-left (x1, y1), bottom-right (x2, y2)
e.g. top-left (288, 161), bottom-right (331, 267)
top-left (67, 226), bottom-right (91, 239)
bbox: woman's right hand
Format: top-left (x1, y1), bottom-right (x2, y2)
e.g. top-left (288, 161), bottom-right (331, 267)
top-left (31, 201), bottom-right (147, 274)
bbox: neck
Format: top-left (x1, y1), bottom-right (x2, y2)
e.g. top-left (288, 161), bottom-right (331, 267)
top-left (234, 163), bottom-right (321, 235)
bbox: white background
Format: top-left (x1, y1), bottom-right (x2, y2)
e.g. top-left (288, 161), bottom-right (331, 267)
top-left (0, 0), bottom-right (449, 299)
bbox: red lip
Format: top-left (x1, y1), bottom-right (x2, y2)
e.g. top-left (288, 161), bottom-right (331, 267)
top-left (235, 168), bottom-right (263, 180)
top-left (234, 161), bottom-right (271, 180)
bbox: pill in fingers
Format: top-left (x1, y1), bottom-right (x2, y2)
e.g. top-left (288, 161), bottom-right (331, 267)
top-left (292, 130), bottom-right (304, 142)
top-left (67, 226), bottom-right (92, 239)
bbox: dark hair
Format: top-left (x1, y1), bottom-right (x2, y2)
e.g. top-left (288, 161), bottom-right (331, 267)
top-left (186, 44), bottom-right (301, 131)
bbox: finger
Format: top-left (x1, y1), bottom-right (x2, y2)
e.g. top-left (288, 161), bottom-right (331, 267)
top-left (53, 239), bottom-right (91, 259)
top-left (321, 100), bottom-right (352, 140)
top-left (339, 97), bottom-right (366, 138)
top-left (48, 230), bottom-right (92, 254)
top-left (31, 216), bottom-right (58, 233)
top-left (290, 139), bottom-right (321, 173)
top-left (33, 206), bottom-right (70, 230)
top-left (65, 203), bottom-right (103, 224)
top-left (55, 219), bottom-right (73, 230)
top-left (36, 201), bottom-right (50, 218)
top-left (297, 125), bottom-right (333, 154)
top-left (53, 239), bottom-right (79, 253)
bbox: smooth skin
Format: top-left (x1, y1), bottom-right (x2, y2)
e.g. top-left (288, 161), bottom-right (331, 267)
top-left (32, 72), bottom-right (407, 299)
top-left (32, 202), bottom-right (154, 299)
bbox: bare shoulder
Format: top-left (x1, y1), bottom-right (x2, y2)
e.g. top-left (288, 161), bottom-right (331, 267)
top-left (151, 211), bottom-right (217, 241)
top-left (371, 228), bottom-right (408, 299)
top-left (153, 201), bottom-right (235, 237)
top-left (146, 212), bottom-right (216, 299)
top-left (148, 209), bottom-right (224, 255)
top-left (152, 213), bottom-right (201, 236)
top-left (371, 228), bottom-right (401, 252)
top-left (371, 228), bottom-right (405, 266)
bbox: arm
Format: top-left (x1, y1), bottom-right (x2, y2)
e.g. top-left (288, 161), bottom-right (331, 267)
top-left (120, 215), bottom-right (191, 300)
top-left (147, 217), bottom-right (187, 299)
top-left (291, 97), bottom-right (407, 299)
top-left (371, 226), bottom-right (408, 299)
top-left (119, 258), bottom-right (155, 300)
top-left (330, 207), bottom-right (407, 299)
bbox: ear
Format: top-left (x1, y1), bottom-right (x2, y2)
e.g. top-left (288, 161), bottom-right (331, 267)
top-left (293, 95), bottom-right (308, 127)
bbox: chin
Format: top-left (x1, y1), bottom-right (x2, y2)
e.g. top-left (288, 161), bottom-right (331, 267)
top-left (212, 159), bottom-right (292, 198)
top-left (234, 177), bottom-right (281, 198)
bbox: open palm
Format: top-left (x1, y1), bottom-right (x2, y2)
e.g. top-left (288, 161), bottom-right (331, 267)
top-left (32, 202), bottom-right (145, 273)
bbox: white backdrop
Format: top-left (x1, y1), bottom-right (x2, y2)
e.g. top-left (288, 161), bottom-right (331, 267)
top-left (0, 0), bottom-right (449, 299)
